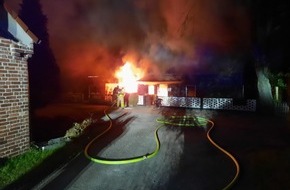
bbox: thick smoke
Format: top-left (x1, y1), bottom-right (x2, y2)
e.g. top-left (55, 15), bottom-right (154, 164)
top-left (7, 0), bottom-right (251, 86)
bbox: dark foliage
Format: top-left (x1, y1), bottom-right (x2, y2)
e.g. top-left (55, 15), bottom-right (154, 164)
top-left (18, 0), bottom-right (60, 109)
top-left (251, 0), bottom-right (290, 72)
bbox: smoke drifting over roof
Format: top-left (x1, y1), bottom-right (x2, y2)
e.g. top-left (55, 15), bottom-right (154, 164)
top-left (8, 0), bottom-right (251, 84)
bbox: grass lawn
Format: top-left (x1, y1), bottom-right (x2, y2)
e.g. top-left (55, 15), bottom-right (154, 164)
top-left (0, 147), bottom-right (59, 189)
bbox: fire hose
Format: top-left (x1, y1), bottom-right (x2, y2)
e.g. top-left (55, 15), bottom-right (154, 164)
top-left (84, 106), bottom-right (240, 189)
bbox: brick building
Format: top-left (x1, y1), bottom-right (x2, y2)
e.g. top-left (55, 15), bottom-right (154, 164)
top-left (0, 1), bottom-right (39, 157)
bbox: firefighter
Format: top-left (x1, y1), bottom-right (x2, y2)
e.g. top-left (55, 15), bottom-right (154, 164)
top-left (117, 87), bottom-right (125, 108)
top-left (112, 85), bottom-right (119, 105)
top-left (124, 92), bottom-right (130, 107)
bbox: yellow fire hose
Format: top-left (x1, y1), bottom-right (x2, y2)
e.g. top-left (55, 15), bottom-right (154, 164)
top-left (84, 106), bottom-right (240, 189)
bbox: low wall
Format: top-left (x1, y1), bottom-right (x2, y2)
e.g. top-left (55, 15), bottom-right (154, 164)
top-left (137, 96), bottom-right (257, 112)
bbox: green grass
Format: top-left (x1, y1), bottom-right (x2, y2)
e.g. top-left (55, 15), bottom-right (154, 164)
top-left (0, 147), bottom-right (58, 189)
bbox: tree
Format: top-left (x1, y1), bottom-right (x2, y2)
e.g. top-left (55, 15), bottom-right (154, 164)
top-left (251, 0), bottom-right (290, 113)
top-left (18, 0), bottom-right (60, 109)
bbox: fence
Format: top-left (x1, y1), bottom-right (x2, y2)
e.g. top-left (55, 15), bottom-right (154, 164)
top-left (64, 94), bottom-right (289, 115)
top-left (138, 96), bottom-right (257, 112)
top-left (274, 102), bottom-right (290, 116)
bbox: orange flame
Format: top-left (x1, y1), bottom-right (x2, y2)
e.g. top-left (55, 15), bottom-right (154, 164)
top-left (115, 62), bottom-right (143, 93)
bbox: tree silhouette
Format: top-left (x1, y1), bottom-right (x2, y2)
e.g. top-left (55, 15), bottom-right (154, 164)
top-left (252, 0), bottom-right (290, 70)
top-left (18, 0), bottom-right (60, 109)
top-left (251, 0), bottom-right (290, 113)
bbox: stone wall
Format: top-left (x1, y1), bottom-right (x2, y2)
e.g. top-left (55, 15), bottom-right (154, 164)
top-left (0, 37), bottom-right (33, 157)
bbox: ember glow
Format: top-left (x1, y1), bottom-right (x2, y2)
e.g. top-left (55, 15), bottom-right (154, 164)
top-left (115, 62), bottom-right (143, 93)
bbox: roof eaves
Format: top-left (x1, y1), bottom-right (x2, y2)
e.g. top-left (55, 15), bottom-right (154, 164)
top-left (4, 3), bottom-right (40, 44)
top-left (137, 80), bottom-right (182, 85)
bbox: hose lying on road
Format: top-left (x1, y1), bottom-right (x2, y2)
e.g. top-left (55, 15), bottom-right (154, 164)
top-left (205, 119), bottom-right (240, 190)
top-left (84, 107), bottom-right (240, 189)
top-left (84, 106), bottom-right (164, 164)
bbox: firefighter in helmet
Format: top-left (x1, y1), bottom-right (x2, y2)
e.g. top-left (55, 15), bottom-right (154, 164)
top-left (117, 87), bottom-right (125, 108)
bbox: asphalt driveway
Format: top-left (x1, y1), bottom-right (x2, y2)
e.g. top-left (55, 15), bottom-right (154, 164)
top-left (6, 104), bottom-right (290, 190)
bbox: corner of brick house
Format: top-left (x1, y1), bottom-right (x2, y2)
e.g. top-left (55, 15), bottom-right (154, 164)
top-left (1, 1), bottom-right (39, 158)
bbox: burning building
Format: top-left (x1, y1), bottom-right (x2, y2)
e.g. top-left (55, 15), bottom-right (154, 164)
top-left (105, 61), bottom-right (187, 106)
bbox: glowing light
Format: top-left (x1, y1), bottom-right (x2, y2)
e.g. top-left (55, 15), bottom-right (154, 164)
top-left (115, 62), bottom-right (143, 93)
top-left (148, 85), bottom-right (155, 95)
top-left (157, 84), bottom-right (168, 96)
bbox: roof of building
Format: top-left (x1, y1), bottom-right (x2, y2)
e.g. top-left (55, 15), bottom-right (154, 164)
top-left (138, 73), bottom-right (182, 85)
top-left (137, 80), bottom-right (182, 85)
top-left (0, 1), bottom-right (39, 45)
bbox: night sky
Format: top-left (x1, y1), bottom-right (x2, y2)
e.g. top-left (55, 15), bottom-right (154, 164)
top-left (6, 0), bottom-right (251, 85)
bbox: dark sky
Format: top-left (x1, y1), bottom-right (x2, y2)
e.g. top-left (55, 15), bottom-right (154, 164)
top-left (6, 0), bottom-right (251, 82)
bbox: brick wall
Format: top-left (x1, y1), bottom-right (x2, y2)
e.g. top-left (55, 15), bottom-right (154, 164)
top-left (0, 37), bottom-right (33, 158)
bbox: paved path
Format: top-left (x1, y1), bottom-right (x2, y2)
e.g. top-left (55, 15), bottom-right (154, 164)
top-left (8, 104), bottom-right (290, 190)
top-left (33, 106), bottom-right (237, 190)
